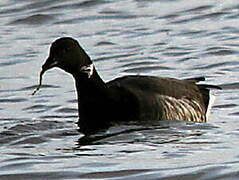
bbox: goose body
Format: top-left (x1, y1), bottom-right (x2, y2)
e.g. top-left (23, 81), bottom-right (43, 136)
top-left (38, 37), bottom-right (220, 134)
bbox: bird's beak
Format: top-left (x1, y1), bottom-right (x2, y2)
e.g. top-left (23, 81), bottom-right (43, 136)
top-left (42, 56), bottom-right (59, 73)
top-left (32, 56), bottom-right (59, 95)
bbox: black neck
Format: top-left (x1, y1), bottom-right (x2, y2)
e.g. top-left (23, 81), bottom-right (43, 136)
top-left (73, 68), bottom-right (107, 97)
top-left (73, 67), bottom-right (111, 132)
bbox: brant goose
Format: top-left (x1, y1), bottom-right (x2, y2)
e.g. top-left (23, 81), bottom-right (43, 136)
top-left (33, 37), bottom-right (220, 134)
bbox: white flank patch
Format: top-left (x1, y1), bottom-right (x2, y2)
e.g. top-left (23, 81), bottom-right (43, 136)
top-left (206, 92), bottom-right (216, 121)
top-left (159, 95), bottom-right (205, 122)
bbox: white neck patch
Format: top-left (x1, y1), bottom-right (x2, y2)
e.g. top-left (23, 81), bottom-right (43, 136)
top-left (80, 64), bottom-right (94, 78)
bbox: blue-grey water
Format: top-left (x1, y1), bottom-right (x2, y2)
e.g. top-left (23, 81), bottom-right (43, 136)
top-left (1, 0), bottom-right (239, 179)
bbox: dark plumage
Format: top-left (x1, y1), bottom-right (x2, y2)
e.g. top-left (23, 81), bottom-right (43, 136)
top-left (36, 37), bottom-right (220, 134)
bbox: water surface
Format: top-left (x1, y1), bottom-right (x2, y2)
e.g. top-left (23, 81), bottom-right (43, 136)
top-left (1, 0), bottom-right (239, 179)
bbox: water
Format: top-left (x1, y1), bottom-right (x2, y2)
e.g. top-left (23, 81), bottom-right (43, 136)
top-left (1, 0), bottom-right (239, 179)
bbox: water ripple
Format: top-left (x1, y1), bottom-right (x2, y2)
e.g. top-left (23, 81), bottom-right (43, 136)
top-left (9, 14), bottom-right (56, 25)
top-left (23, 104), bottom-right (59, 113)
top-left (0, 98), bottom-right (27, 103)
top-left (170, 11), bottom-right (231, 24)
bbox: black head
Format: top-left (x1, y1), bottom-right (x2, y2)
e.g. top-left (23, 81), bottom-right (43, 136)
top-left (32, 37), bottom-right (97, 95)
top-left (42, 37), bottom-right (92, 75)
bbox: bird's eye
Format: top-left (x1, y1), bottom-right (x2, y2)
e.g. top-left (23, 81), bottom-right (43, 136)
top-left (63, 47), bottom-right (70, 53)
